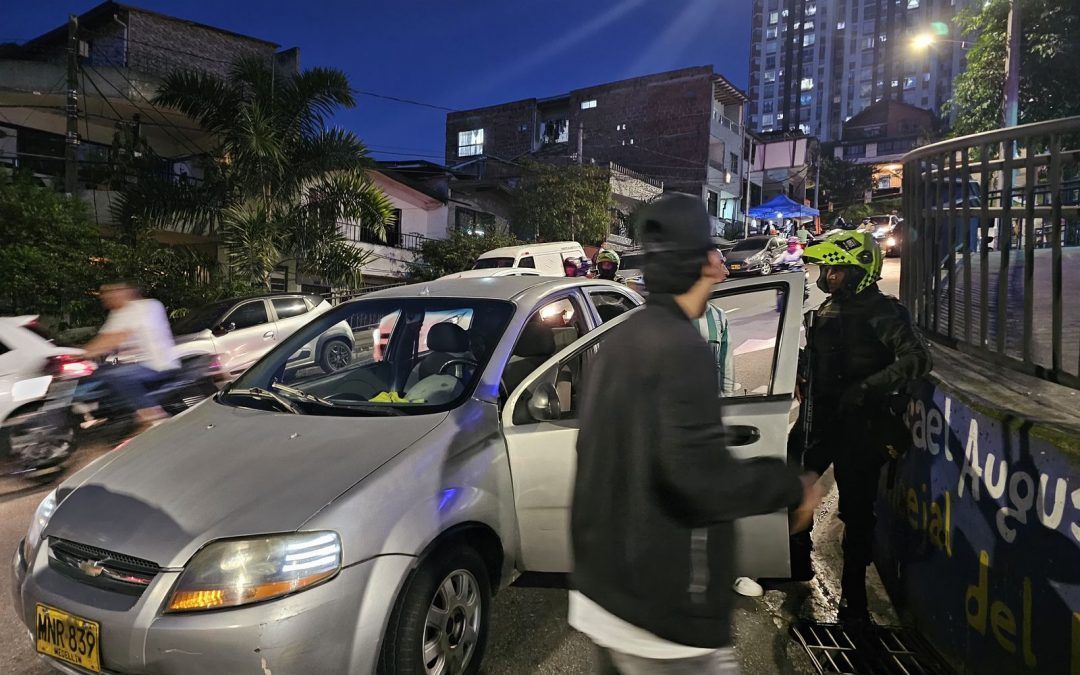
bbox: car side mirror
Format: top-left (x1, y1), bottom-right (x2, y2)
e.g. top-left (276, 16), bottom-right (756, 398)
top-left (526, 381), bottom-right (561, 422)
top-left (213, 322), bottom-right (236, 336)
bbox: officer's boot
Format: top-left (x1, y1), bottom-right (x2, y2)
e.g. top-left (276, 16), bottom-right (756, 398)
top-left (837, 563), bottom-right (871, 627)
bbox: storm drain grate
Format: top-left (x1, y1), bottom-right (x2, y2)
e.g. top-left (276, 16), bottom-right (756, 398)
top-left (790, 620), bottom-right (953, 675)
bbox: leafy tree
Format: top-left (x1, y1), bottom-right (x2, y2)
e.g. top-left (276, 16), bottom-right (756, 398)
top-left (511, 162), bottom-right (612, 244)
top-left (0, 176), bottom-right (115, 326)
top-left (817, 149), bottom-right (875, 210)
top-left (408, 229), bottom-right (523, 282)
top-left (948, 0), bottom-right (1080, 136)
top-left (116, 58), bottom-right (393, 289)
top-left (0, 176), bottom-right (245, 327)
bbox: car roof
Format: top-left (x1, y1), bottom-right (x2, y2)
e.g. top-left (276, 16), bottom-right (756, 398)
top-left (0, 315), bottom-right (38, 327)
top-left (213, 292), bottom-right (322, 306)
top-left (478, 241), bottom-right (582, 258)
top-left (358, 276), bottom-right (626, 304)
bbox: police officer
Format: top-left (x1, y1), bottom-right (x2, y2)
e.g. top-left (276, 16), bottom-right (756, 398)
top-left (800, 231), bottom-right (932, 624)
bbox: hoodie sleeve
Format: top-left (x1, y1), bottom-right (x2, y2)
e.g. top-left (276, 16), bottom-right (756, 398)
top-left (652, 339), bottom-right (803, 528)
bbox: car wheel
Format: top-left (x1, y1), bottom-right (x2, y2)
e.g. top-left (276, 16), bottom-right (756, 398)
top-left (319, 339), bottom-right (352, 372)
top-left (379, 546), bottom-right (491, 675)
top-left (760, 260), bottom-right (773, 276)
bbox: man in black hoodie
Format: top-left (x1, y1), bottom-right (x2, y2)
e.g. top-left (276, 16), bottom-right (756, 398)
top-left (570, 194), bottom-right (821, 673)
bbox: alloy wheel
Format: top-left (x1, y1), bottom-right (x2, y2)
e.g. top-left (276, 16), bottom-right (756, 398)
top-left (324, 342), bottom-right (352, 371)
top-left (422, 569), bottom-right (482, 675)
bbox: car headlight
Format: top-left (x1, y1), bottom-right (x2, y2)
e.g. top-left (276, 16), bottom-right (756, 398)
top-left (886, 237), bottom-right (897, 247)
top-left (165, 531), bottom-right (341, 613)
top-left (24, 489), bottom-right (57, 562)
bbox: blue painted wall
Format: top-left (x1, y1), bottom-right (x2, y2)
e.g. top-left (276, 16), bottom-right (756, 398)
top-left (875, 380), bottom-right (1080, 674)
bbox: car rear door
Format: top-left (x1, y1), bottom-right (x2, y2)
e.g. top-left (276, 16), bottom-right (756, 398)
top-left (215, 299), bottom-right (277, 378)
top-left (503, 273), bottom-right (804, 576)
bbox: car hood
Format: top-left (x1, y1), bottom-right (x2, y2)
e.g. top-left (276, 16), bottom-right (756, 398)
top-left (46, 401), bottom-right (446, 568)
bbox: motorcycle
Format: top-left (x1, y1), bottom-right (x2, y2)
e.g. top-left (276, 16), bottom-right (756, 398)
top-left (4, 354), bottom-right (218, 479)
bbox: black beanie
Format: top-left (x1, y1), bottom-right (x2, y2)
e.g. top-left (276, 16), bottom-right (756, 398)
top-left (633, 194), bottom-right (713, 295)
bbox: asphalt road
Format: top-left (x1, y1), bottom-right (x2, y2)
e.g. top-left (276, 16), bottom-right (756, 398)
top-left (1, 261), bottom-right (902, 674)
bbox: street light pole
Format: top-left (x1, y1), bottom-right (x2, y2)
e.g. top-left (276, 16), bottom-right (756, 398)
top-left (1003, 0), bottom-right (1021, 127)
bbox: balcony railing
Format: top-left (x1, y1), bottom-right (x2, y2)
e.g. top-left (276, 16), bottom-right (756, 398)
top-left (900, 115), bottom-right (1080, 389)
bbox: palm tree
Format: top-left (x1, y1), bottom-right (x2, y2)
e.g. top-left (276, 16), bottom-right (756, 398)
top-left (115, 57), bottom-right (392, 289)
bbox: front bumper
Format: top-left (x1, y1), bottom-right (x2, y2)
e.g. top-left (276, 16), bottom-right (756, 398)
top-left (726, 262), bottom-right (763, 275)
top-left (13, 539), bottom-right (413, 674)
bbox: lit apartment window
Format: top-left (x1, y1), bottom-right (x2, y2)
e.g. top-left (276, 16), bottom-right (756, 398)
top-left (804, 33), bottom-right (816, 46)
top-left (769, 11), bottom-right (779, 23)
top-left (800, 93), bottom-right (814, 106)
top-left (800, 77), bottom-right (814, 91)
top-left (581, 99), bottom-right (597, 109)
top-left (457, 129), bottom-right (484, 157)
top-left (837, 21), bottom-right (846, 29)
top-left (762, 114), bottom-right (775, 126)
top-left (767, 26), bottom-right (778, 39)
top-left (765, 70), bottom-right (777, 83)
top-left (806, 3), bottom-right (817, 16)
top-left (907, 0), bottom-right (920, 7)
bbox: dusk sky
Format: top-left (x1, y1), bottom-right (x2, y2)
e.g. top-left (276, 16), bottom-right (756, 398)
top-left (1, 1), bottom-right (753, 162)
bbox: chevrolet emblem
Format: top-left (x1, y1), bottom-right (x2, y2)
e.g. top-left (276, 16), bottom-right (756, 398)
top-left (77, 559), bottom-right (105, 577)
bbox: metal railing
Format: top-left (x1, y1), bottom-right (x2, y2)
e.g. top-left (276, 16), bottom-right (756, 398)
top-left (900, 115), bottom-right (1080, 389)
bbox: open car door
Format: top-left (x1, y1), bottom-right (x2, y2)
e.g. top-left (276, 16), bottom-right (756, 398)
top-left (502, 272), bottom-right (805, 577)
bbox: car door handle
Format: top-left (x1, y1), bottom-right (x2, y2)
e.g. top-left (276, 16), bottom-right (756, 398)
top-left (263, 330), bottom-right (275, 339)
top-left (727, 425), bottom-right (761, 447)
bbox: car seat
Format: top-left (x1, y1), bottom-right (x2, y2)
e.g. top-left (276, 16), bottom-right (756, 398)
top-left (502, 321), bottom-right (556, 396)
top-left (408, 323), bottom-right (473, 389)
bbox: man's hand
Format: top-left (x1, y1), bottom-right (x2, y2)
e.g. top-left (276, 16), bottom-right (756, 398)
top-left (837, 382), bottom-right (869, 412)
top-left (789, 472), bottom-right (824, 534)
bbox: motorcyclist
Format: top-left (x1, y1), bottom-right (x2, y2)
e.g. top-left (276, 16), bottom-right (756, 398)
top-left (797, 231), bottom-right (932, 625)
top-left (82, 282), bottom-right (178, 426)
top-left (595, 249), bottom-right (621, 281)
top-left (775, 237), bottom-right (804, 269)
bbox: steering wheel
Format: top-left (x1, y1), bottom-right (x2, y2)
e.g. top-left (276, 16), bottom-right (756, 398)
top-left (438, 358), bottom-right (479, 377)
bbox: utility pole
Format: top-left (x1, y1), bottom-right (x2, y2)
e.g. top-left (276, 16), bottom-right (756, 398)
top-left (813, 149), bottom-right (821, 209)
top-left (743, 137), bottom-right (755, 239)
top-left (1003, 0), bottom-right (1021, 127)
top-left (64, 14), bottom-right (80, 195)
top-left (576, 121), bottom-right (583, 165)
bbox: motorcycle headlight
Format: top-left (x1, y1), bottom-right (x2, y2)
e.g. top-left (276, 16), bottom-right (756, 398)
top-left (24, 489), bottom-right (57, 562)
top-left (886, 237), bottom-right (897, 247)
top-left (165, 531), bottom-right (341, 613)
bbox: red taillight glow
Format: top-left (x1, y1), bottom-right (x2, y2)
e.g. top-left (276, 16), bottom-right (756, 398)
top-left (49, 355), bottom-right (96, 379)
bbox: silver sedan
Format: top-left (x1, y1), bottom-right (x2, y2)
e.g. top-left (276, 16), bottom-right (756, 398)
top-left (12, 273), bottom-right (803, 674)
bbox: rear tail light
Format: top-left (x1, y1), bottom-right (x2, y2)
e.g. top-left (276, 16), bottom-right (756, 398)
top-left (47, 354), bottom-right (96, 380)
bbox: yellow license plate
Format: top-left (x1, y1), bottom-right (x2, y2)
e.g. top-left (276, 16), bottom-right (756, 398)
top-left (35, 604), bottom-right (101, 673)
top-left (730, 264), bottom-right (741, 269)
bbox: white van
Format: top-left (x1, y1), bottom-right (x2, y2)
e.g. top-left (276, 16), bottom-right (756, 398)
top-left (473, 241), bottom-right (586, 277)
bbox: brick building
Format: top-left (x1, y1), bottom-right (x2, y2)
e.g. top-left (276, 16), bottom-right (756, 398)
top-left (445, 66), bottom-right (750, 235)
top-left (833, 99), bottom-right (934, 197)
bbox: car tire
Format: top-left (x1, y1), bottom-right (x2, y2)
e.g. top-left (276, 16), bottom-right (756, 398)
top-left (378, 546), bottom-right (491, 675)
top-left (760, 261), bottom-right (773, 276)
top-left (319, 338), bottom-right (352, 373)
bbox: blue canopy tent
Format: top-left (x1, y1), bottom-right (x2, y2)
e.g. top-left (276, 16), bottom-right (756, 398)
top-left (747, 194), bottom-right (819, 220)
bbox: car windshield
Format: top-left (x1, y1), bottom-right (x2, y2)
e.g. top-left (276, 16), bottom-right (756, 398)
top-left (227, 298), bottom-right (515, 416)
top-left (171, 300), bottom-right (233, 334)
top-left (732, 237), bottom-right (769, 252)
top-left (473, 257), bottom-right (515, 269)
top-left (619, 253), bottom-right (645, 270)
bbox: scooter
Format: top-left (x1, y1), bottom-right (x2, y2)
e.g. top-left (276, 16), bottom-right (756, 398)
top-left (5, 355), bottom-right (218, 479)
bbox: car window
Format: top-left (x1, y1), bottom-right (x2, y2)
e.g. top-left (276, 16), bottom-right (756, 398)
top-left (703, 287), bottom-right (786, 397)
top-left (233, 299), bottom-right (514, 415)
top-left (512, 317), bottom-right (612, 425)
top-left (473, 257), bottom-right (515, 269)
top-left (502, 295), bottom-right (589, 397)
top-left (225, 301), bottom-right (269, 330)
top-left (272, 297), bottom-right (309, 319)
top-left (589, 291), bottom-right (638, 323)
top-left (518, 256), bottom-right (536, 268)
